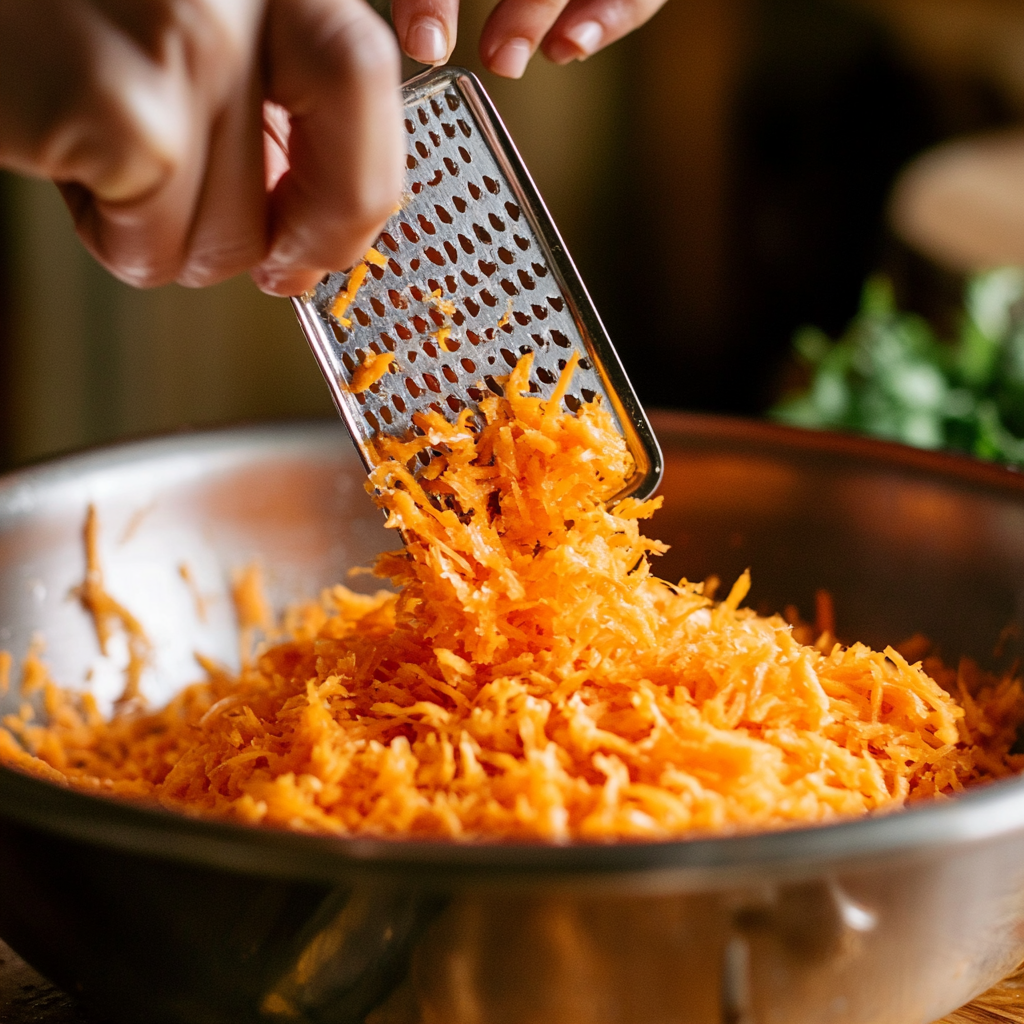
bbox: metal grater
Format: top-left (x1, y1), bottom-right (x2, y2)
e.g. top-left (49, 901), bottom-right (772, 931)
top-left (292, 66), bottom-right (662, 502)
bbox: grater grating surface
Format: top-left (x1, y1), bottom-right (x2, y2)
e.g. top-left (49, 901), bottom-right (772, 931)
top-left (292, 66), bottom-right (662, 502)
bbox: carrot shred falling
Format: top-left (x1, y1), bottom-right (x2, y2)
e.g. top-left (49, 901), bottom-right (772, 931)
top-left (2, 354), bottom-right (1023, 841)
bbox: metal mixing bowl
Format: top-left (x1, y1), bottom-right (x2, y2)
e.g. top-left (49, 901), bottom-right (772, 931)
top-left (1, 415), bottom-right (1023, 1024)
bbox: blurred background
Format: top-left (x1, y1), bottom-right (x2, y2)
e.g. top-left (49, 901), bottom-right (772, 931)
top-left (2, 0), bottom-right (1023, 469)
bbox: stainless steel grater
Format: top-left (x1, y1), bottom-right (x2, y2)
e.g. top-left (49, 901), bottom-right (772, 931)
top-left (292, 65), bottom-right (663, 502)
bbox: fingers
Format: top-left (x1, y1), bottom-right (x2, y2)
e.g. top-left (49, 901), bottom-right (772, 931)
top-left (391, 0), bottom-right (460, 65)
top-left (541, 0), bottom-right (669, 64)
top-left (253, 0), bottom-right (404, 297)
top-left (480, 0), bottom-right (669, 77)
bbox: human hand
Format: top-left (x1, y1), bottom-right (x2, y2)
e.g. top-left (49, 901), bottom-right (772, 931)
top-left (392, 0), bottom-right (669, 79)
top-left (0, 0), bottom-right (404, 296)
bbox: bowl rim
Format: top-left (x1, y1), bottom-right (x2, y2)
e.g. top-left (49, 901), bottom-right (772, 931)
top-left (0, 414), bottom-right (1023, 887)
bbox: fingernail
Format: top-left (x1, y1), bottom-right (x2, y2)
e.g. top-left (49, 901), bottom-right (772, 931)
top-left (406, 16), bottom-right (448, 64)
top-left (563, 19), bottom-right (603, 57)
top-left (489, 37), bottom-right (532, 79)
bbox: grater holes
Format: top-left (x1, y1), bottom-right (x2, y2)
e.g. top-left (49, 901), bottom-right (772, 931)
top-left (423, 373), bottom-right (442, 393)
top-left (483, 176), bottom-right (500, 194)
top-left (452, 310), bottom-right (465, 327)
top-left (382, 232), bottom-right (399, 252)
top-left (393, 394), bottom-right (407, 412)
top-left (513, 311), bottom-right (530, 326)
top-left (582, 388), bottom-right (596, 403)
top-left (331, 321), bottom-right (348, 344)
top-left (424, 247), bottom-right (445, 266)
top-left (388, 289), bottom-right (407, 310)
top-left (579, 358), bottom-right (592, 370)
top-left (429, 130), bottom-right (441, 147)
top-left (431, 98), bottom-right (443, 116)
top-left (461, 271), bottom-right (479, 286)
top-left (443, 157), bottom-right (459, 176)
top-left (426, 278), bottom-right (441, 293)
top-left (388, 258), bottom-right (403, 275)
top-left (500, 279), bottom-right (518, 297)
top-left (565, 394), bottom-right (581, 412)
top-left (446, 395), bottom-right (463, 413)
top-left (517, 270), bottom-right (535, 289)
top-left (380, 333), bottom-right (396, 351)
top-left (404, 119), bottom-right (415, 133)
top-left (468, 182), bottom-right (482, 200)
top-left (410, 258), bottom-right (421, 270)
top-left (442, 122), bottom-right (456, 139)
top-left (342, 351), bottom-right (356, 374)
top-left (531, 263), bottom-right (548, 277)
top-left (365, 411), bottom-right (381, 431)
top-left (396, 324), bottom-right (413, 340)
top-left (406, 154), bottom-right (418, 170)
top-left (457, 117), bottom-right (470, 134)
top-left (531, 304), bottom-right (547, 320)
top-left (442, 364), bottom-right (459, 384)
top-left (458, 234), bottom-right (475, 254)
top-left (461, 357), bottom-right (476, 372)
top-left (548, 296), bottom-right (564, 312)
top-left (443, 240), bottom-right (458, 262)
top-left (411, 315), bottom-right (429, 333)
top-left (552, 330), bottom-right (571, 348)
top-left (407, 350), bottom-right (418, 362)
top-left (500, 322), bottom-right (514, 335)
top-left (354, 307), bottom-right (371, 327)
top-left (514, 234), bottom-right (530, 251)
top-left (498, 247), bottom-right (514, 265)
top-left (368, 339), bottom-right (382, 355)
top-left (405, 377), bottom-right (424, 398)
top-left (417, 214), bottom-right (436, 234)
top-left (411, 181), bottom-right (423, 194)
top-left (473, 223), bottom-right (492, 244)
top-left (505, 201), bottom-right (521, 221)
top-left (484, 375), bottom-right (504, 396)
top-left (428, 308), bottom-right (445, 327)
top-left (434, 203), bottom-right (453, 224)
top-left (531, 333), bottom-right (547, 348)
top-left (371, 297), bottom-right (387, 317)
top-left (410, 285), bottom-right (425, 301)
top-left (445, 275), bottom-right (457, 292)
top-left (536, 366), bottom-right (556, 385)
top-left (422, 341), bottom-right (438, 357)
top-left (488, 213), bottom-right (506, 232)
top-left (355, 390), bottom-right (366, 405)
top-left (480, 289), bottom-right (497, 307)
top-left (528, 379), bottom-right (541, 394)
top-left (479, 260), bottom-right (497, 277)
top-left (417, 107), bottom-right (429, 125)
top-left (453, 196), bottom-right (467, 213)
top-left (500, 348), bottom-right (517, 368)
top-left (459, 146), bottom-right (472, 163)
top-left (379, 405), bottom-right (393, 425)
top-left (427, 170), bottom-right (443, 187)
top-left (465, 297), bottom-right (480, 316)
top-left (400, 222), bottom-right (419, 243)
top-left (467, 330), bottom-right (483, 346)
top-left (369, 263), bottom-right (385, 281)
top-left (416, 141), bottom-right (429, 158)
top-left (467, 386), bottom-right (485, 401)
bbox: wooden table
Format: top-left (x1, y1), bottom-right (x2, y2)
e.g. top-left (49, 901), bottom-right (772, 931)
top-left (2, 938), bottom-right (1023, 1023)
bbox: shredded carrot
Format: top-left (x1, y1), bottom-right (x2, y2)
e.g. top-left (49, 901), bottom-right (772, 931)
top-left (330, 262), bottom-right (370, 326)
top-left (0, 651), bottom-right (9, 696)
top-left (73, 506), bottom-right (151, 704)
top-left (348, 351), bottom-right (396, 394)
top-left (364, 247), bottom-right (388, 269)
top-left (2, 356), bottom-right (1023, 841)
top-left (178, 562), bottom-right (208, 623)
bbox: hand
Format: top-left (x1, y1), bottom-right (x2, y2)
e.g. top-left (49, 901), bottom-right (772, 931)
top-left (0, 0), bottom-right (404, 296)
top-left (392, 0), bottom-right (669, 79)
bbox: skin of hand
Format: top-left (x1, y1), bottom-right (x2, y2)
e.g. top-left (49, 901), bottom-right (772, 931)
top-left (0, 0), bottom-right (405, 296)
top-left (0, 0), bottom-right (667, 296)
top-left (392, 0), bottom-right (671, 79)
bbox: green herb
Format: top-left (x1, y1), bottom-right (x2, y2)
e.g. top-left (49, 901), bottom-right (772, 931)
top-left (771, 270), bottom-right (1024, 469)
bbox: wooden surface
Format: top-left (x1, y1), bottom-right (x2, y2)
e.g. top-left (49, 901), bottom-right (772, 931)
top-left (2, 938), bottom-right (1023, 1023)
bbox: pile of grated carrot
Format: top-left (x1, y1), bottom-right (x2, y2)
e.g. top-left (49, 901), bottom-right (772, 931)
top-left (2, 354), bottom-right (1024, 841)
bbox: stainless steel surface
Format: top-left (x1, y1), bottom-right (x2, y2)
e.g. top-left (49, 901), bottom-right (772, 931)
top-left (292, 66), bottom-right (662, 502)
top-left (0, 417), bottom-right (1022, 1023)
